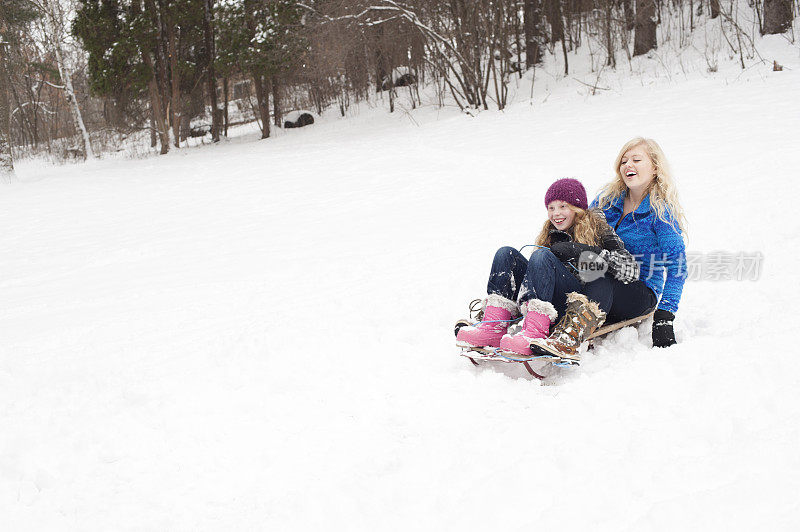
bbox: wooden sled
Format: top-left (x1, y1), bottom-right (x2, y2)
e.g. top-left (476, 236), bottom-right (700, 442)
top-left (456, 311), bottom-right (654, 378)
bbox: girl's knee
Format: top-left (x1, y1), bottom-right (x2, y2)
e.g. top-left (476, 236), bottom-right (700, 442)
top-left (494, 246), bottom-right (520, 261)
top-left (529, 248), bottom-right (557, 264)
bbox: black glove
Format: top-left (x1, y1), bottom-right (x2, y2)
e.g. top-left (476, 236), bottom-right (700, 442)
top-left (550, 241), bottom-right (602, 263)
top-left (652, 309), bottom-right (676, 348)
top-left (548, 230), bottom-right (572, 244)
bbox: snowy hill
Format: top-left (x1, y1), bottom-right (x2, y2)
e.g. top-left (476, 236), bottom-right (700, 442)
top-left (3, 31), bottom-right (800, 530)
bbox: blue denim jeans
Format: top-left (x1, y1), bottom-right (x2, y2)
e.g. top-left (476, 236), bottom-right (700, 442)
top-left (487, 246), bottom-right (657, 322)
top-left (487, 247), bottom-right (581, 318)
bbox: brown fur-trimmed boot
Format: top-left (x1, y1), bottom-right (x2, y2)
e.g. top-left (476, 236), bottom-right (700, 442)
top-left (529, 292), bottom-right (606, 365)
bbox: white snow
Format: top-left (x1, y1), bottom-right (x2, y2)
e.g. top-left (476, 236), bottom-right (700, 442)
top-left (3, 28), bottom-right (800, 531)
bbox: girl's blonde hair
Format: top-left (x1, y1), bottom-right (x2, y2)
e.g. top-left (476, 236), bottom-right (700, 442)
top-left (534, 205), bottom-right (606, 247)
top-left (596, 137), bottom-right (688, 234)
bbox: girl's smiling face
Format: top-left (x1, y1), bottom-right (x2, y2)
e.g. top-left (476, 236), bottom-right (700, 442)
top-left (547, 200), bottom-right (575, 230)
top-left (619, 145), bottom-right (656, 191)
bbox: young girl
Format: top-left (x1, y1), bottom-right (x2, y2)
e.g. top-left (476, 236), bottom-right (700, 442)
top-left (589, 137), bottom-right (688, 349)
top-left (456, 178), bottom-right (640, 358)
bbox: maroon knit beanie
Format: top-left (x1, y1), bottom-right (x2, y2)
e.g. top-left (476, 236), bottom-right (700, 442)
top-left (544, 178), bottom-right (588, 210)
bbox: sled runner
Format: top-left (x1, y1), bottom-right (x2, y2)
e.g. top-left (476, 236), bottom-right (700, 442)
top-left (457, 346), bottom-right (549, 380)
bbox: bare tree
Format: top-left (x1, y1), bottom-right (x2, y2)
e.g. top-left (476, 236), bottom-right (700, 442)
top-left (0, 39), bottom-right (14, 179)
top-left (38, 0), bottom-right (95, 159)
top-left (603, 0), bottom-right (616, 67)
top-left (548, 0), bottom-right (569, 74)
top-left (162, 2), bottom-right (182, 148)
top-left (524, 0), bottom-right (544, 68)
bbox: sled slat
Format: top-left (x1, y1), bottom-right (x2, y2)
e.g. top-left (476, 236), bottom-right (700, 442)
top-left (587, 312), bottom-right (654, 340)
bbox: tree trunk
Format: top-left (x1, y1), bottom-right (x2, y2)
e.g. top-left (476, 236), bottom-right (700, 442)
top-left (710, 0), bottom-right (720, 19)
top-left (0, 43), bottom-right (14, 180)
top-left (16, 73), bottom-right (38, 147)
top-left (203, 0), bottom-right (220, 142)
top-left (605, 0), bottom-right (616, 67)
top-left (251, 74), bottom-right (270, 139)
top-left (142, 51), bottom-right (170, 154)
top-left (150, 103), bottom-right (158, 148)
top-left (523, 0), bottom-right (544, 67)
top-left (633, 0), bottom-right (657, 56)
top-left (762, 0), bottom-right (792, 34)
top-left (43, 0), bottom-right (94, 160)
top-left (513, 3), bottom-right (523, 78)
top-left (546, 0), bottom-right (564, 42)
top-left (52, 45), bottom-right (94, 159)
top-left (272, 77), bottom-right (281, 127)
top-left (166, 20), bottom-right (181, 148)
top-left (147, 0), bottom-right (171, 146)
top-left (622, 0), bottom-right (635, 29)
top-left (243, 0), bottom-right (269, 136)
top-left (374, 24), bottom-right (389, 92)
top-left (223, 76), bottom-right (229, 136)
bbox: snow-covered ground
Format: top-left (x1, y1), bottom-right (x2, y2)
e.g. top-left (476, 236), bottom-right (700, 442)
top-left (3, 27), bottom-right (800, 530)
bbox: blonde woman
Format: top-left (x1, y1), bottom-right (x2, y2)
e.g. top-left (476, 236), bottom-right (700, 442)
top-left (529, 138), bottom-right (688, 362)
top-left (456, 178), bottom-right (640, 358)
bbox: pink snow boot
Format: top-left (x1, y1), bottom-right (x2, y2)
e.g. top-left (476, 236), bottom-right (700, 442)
top-left (499, 299), bottom-right (558, 356)
top-left (456, 294), bottom-right (518, 348)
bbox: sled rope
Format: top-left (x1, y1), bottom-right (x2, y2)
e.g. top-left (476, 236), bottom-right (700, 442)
top-left (518, 243), bottom-right (546, 253)
top-left (468, 298), bottom-right (483, 318)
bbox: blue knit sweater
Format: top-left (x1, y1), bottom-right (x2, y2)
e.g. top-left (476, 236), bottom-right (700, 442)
top-left (591, 193), bottom-right (687, 314)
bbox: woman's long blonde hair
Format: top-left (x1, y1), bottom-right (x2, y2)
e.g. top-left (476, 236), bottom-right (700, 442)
top-left (534, 205), bottom-right (606, 247)
top-left (596, 137), bottom-right (688, 234)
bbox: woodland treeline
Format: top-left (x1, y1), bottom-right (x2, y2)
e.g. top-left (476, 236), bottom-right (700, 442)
top-left (0, 0), bottom-right (797, 174)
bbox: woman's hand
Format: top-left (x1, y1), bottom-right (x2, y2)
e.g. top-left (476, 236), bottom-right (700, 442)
top-left (652, 309), bottom-right (676, 347)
